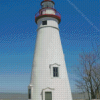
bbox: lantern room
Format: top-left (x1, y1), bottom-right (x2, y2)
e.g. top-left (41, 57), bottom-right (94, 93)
top-left (35, 0), bottom-right (61, 24)
top-left (41, 0), bottom-right (55, 8)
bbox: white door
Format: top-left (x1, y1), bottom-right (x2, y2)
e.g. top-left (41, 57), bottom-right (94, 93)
top-left (45, 92), bottom-right (52, 100)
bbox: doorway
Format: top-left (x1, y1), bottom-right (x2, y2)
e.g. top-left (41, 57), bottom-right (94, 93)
top-left (45, 92), bottom-right (52, 100)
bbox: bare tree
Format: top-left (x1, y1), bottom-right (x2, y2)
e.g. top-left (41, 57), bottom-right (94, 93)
top-left (76, 45), bottom-right (100, 99)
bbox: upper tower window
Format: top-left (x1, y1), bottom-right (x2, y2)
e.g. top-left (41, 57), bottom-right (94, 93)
top-left (42, 20), bottom-right (47, 25)
top-left (49, 63), bottom-right (60, 78)
top-left (41, 2), bottom-right (54, 8)
top-left (53, 67), bottom-right (59, 77)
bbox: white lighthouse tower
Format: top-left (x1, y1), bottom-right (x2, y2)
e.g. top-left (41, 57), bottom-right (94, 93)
top-left (28, 0), bottom-right (73, 100)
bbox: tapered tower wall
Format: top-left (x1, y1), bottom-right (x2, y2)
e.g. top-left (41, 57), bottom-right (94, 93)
top-left (28, 17), bottom-right (72, 100)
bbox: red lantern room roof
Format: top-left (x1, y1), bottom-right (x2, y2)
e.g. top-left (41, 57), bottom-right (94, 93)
top-left (41, 0), bottom-right (55, 5)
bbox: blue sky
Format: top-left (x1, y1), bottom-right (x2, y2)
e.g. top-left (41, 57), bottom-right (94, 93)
top-left (0, 0), bottom-right (100, 93)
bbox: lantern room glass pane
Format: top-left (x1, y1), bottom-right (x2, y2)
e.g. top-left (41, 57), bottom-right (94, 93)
top-left (41, 2), bottom-right (54, 8)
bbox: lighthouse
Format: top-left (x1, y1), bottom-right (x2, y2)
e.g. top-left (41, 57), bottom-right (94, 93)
top-left (28, 0), bottom-right (73, 100)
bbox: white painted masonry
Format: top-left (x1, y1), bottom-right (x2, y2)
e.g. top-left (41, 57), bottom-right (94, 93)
top-left (28, 0), bottom-right (73, 100)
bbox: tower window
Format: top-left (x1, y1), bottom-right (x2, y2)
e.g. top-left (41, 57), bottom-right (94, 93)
top-left (42, 21), bottom-right (47, 25)
top-left (53, 67), bottom-right (59, 77)
top-left (28, 89), bottom-right (31, 99)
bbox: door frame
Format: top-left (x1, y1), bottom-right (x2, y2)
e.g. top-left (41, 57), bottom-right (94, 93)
top-left (42, 87), bottom-right (54, 100)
